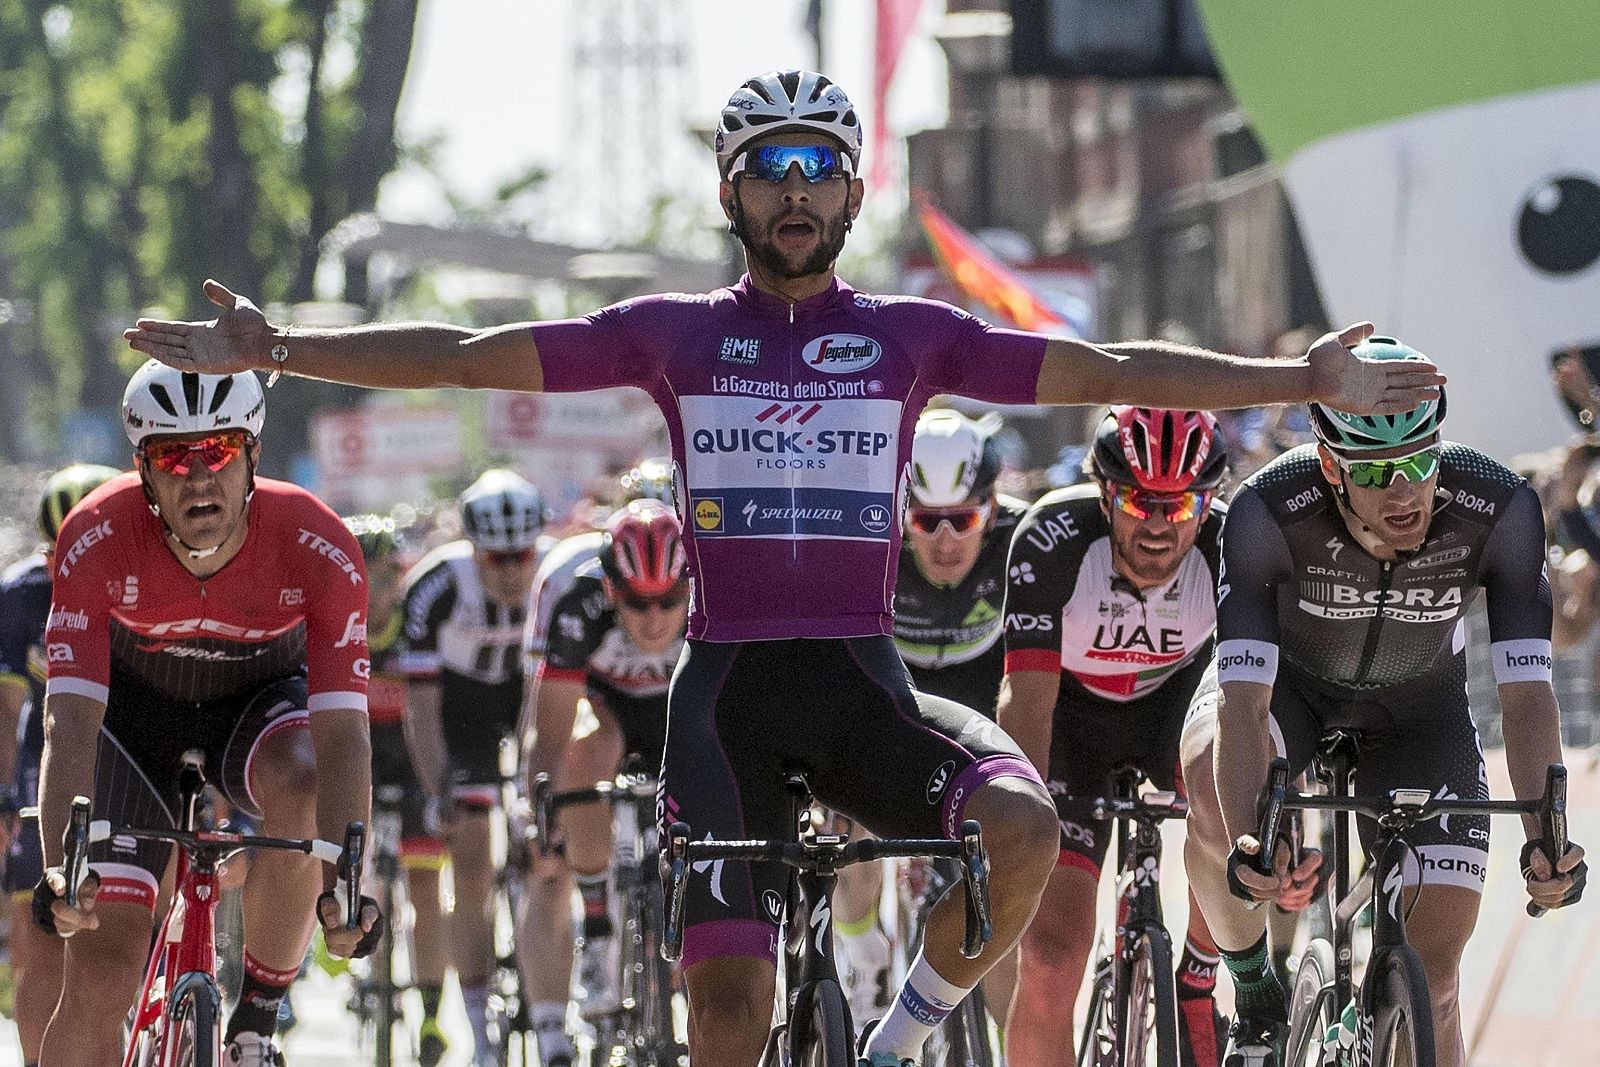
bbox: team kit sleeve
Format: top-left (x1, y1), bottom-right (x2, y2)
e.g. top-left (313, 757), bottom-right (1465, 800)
top-left (0, 584), bottom-right (31, 689)
top-left (914, 303), bottom-right (1049, 406)
top-left (538, 583), bottom-right (603, 685)
top-left (1002, 509), bottom-right (1067, 674)
top-left (1480, 484), bottom-right (1556, 684)
top-left (300, 514), bottom-right (371, 713)
top-left (399, 562), bottom-right (455, 679)
top-left (42, 510), bottom-right (118, 706)
top-left (1213, 486), bottom-right (1289, 688)
top-left (529, 300), bottom-right (667, 394)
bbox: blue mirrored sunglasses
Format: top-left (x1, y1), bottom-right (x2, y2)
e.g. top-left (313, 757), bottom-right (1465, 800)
top-left (730, 144), bottom-right (851, 184)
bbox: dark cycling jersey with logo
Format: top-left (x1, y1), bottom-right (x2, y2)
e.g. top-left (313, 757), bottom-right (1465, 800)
top-left (1201, 444), bottom-right (1552, 893)
top-left (539, 559), bottom-right (680, 764)
top-left (45, 474), bottom-right (371, 709)
top-left (530, 276), bottom-right (1045, 641)
top-left (892, 497), bottom-right (1026, 716)
top-left (525, 530), bottom-right (604, 659)
top-left (1005, 486), bottom-right (1224, 701)
top-left (0, 554), bottom-right (50, 755)
top-left (1215, 444), bottom-right (1551, 692)
top-left (1004, 485), bottom-right (1223, 874)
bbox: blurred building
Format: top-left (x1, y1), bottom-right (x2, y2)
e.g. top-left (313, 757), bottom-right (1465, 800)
top-left (906, 0), bottom-right (1326, 443)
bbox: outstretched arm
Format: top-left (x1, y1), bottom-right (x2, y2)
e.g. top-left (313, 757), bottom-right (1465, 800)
top-left (1035, 321), bottom-right (1445, 415)
top-left (125, 280), bottom-right (544, 392)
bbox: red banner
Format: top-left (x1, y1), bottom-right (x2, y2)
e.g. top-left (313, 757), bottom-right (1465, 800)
top-left (918, 202), bottom-right (1084, 337)
top-left (873, 0), bottom-right (924, 188)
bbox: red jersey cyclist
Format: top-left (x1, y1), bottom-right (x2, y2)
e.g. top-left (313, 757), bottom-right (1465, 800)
top-left (34, 362), bottom-right (380, 1067)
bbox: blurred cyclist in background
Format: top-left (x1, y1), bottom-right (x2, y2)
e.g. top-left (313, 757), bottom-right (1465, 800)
top-left (519, 499), bottom-right (688, 1065)
top-left (345, 515), bottom-right (451, 1066)
top-left (0, 464), bottom-right (120, 1067)
top-left (401, 469), bottom-right (547, 1066)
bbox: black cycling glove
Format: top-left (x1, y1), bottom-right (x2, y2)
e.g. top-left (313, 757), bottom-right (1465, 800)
top-left (317, 889), bottom-right (386, 959)
top-left (32, 868), bottom-right (98, 936)
top-left (1520, 838), bottom-right (1588, 909)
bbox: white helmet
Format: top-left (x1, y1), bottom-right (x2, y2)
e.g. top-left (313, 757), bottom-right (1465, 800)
top-left (459, 469), bottom-right (548, 551)
top-left (716, 70), bottom-right (863, 178)
top-left (123, 360), bottom-right (265, 446)
top-left (910, 410), bottom-right (1003, 507)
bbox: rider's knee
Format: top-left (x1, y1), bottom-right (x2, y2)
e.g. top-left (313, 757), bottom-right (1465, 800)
top-left (60, 941), bottom-right (146, 1014)
top-left (251, 742), bottom-right (319, 816)
top-left (971, 777), bottom-right (1058, 875)
top-left (1019, 904), bottom-right (1092, 976)
top-left (689, 981), bottom-right (769, 1041)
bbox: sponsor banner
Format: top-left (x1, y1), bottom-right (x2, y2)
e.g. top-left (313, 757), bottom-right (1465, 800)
top-left (1297, 600), bottom-right (1460, 623)
top-left (679, 395), bottom-right (902, 494)
top-left (688, 487), bottom-right (896, 540)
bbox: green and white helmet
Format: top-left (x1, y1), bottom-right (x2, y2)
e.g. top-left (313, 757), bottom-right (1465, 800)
top-left (1309, 337), bottom-right (1445, 452)
top-left (910, 410), bottom-right (1003, 507)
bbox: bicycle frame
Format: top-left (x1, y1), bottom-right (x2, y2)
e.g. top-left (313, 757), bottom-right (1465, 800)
top-left (46, 754), bottom-right (359, 1067)
top-left (1258, 750), bottom-right (1567, 1065)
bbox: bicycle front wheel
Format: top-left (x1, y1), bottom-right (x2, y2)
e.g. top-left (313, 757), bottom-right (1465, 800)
top-left (792, 981), bottom-right (855, 1067)
top-left (1120, 929), bottom-right (1178, 1067)
top-left (166, 972), bottom-right (221, 1067)
top-left (1283, 938), bottom-right (1337, 1067)
top-left (1366, 945), bottom-right (1435, 1067)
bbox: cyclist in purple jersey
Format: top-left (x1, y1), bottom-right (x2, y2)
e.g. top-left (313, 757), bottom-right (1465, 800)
top-left (128, 68), bottom-right (1443, 1067)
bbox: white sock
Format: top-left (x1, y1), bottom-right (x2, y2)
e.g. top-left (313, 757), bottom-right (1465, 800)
top-left (864, 950), bottom-right (973, 1062)
top-left (461, 982), bottom-right (493, 1058)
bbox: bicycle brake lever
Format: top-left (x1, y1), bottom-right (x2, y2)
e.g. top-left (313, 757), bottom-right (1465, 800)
top-left (1528, 764), bottom-right (1568, 919)
top-left (958, 819), bottom-right (992, 959)
top-left (663, 822), bottom-right (691, 961)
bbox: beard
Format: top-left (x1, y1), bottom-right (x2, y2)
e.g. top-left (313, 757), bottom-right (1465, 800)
top-left (1111, 522), bottom-right (1183, 584)
top-left (740, 204), bottom-right (849, 279)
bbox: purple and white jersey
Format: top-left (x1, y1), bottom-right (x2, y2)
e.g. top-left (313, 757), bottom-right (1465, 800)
top-left (532, 276), bottom-right (1046, 641)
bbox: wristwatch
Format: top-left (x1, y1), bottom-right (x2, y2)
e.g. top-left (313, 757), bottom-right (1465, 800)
top-left (267, 327), bottom-right (291, 387)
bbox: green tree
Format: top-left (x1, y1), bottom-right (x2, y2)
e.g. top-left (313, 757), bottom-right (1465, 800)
top-left (0, 0), bottom-right (420, 460)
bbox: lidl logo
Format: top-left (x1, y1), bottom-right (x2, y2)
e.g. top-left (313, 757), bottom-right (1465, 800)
top-left (694, 498), bottom-right (724, 531)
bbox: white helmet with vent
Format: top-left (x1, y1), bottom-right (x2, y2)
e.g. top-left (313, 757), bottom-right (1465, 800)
top-left (459, 469), bottom-right (548, 552)
top-left (716, 70), bottom-right (863, 178)
top-left (122, 360), bottom-right (265, 446)
top-left (910, 410), bottom-right (1004, 507)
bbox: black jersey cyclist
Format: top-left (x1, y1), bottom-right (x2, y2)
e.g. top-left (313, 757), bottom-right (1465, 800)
top-left (1001, 408), bottom-right (1231, 1067)
top-left (894, 409), bottom-right (1026, 715)
top-left (1178, 339), bottom-right (1586, 1067)
top-left (400, 468), bottom-right (546, 1065)
top-left (519, 500), bottom-right (688, 1065)
top-left (0, 464), bottom-right (119, 1067)
top-left (127, 59), bottom-right (1446, 1067)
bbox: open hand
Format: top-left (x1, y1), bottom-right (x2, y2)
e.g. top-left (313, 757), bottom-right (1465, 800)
top-left (1307, 322), bottom-right (1446, 415)
top-left (123, 279), bottom-right (273, 374)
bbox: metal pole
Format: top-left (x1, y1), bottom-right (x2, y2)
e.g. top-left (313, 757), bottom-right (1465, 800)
top-left (812, 0), bottom-right (826, 71)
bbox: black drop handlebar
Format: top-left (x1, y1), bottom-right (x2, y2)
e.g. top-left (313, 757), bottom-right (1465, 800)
top-left (1252, 757), bottom-right (1568, 919)
top-left (662, 819), bottom-right (993, 963)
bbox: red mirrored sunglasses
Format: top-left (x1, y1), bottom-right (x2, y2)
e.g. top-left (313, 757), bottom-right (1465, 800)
top-left (142, 431), bottom-right (249, 477)
top-left (483, 547), bottom-right (537, 567)
top-left (906, 501), bottom-right (993, 538)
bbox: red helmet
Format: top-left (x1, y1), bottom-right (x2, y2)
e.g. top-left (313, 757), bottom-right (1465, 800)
top-left (1091, 407), bottom-right (1227, 492)
top-left (601, 499), bottom-right (687, 599)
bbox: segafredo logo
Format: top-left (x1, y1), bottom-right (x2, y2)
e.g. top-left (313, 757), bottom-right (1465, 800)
top-left (802, 334), bottom-right (882, 374)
